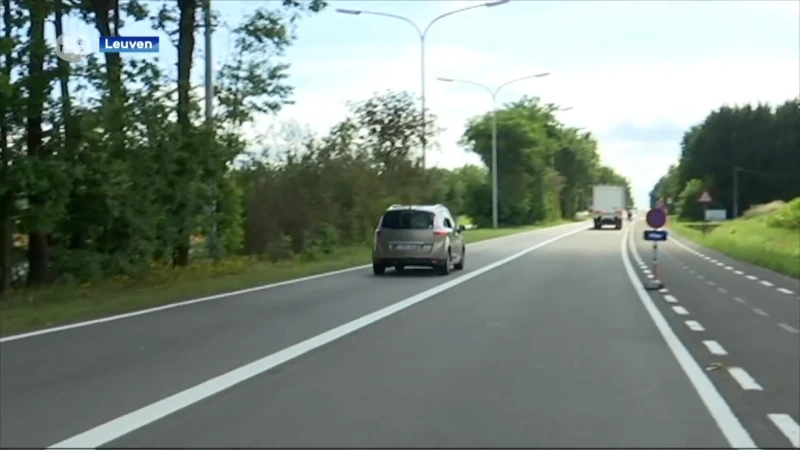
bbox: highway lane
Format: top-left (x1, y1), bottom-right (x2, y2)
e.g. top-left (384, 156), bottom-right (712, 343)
top-left (92, 224), bottom-right (738, 447)
top-left (0, 221), bottom-right (589, 449)
top-left (630, 219), bottom-right (800, 449)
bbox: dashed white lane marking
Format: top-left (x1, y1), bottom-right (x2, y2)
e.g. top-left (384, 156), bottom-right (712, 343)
top-left (659, 288), bottom-right (669, 293)
top-left (45, 226), bottom-right (588, 448)
top-left (752, 308), bottom-right (769, 317)
top-left (686, 320), bottom-right (705, 331)
top-left (779, 323), bottom-right (800, 334)
top-left (746, 275), bottom-right (758, 281)
top-left (663, 294), bottom-right (678, 303)
top-left (727, 367), bottom-right (763, 391)
top-left (689, 270), bottom-right (697, 275)
top-left (718, 287), bottom-right (729, 294)
top-left (734, 297), bottom-right (746, 304)
top-left (706, 280), bottom-right (716, 286)
top-left (697, 275), bottom-right (706, 280)
top-left (710, 259), bottom-right (718, 263)
top-left (702, 340), bottom-right (728, 356)
top-left (760, 280), bottom-right (774, 287)
top-left (624, 228), bottom-right (757, 448)
top-left (767, 413), bottom-right (800, 448)
top-left (777, 287), bottom-right (794, 294)
top-left (716, 262), bottom-right (725, 267)
top-left (724, 266), bottom-right (733, 270)
top-left (673, 306), bottom-right (690, 315)
top-left (646, 274), bottom-right (654, 279)
top-left (734, 270), bottom-right (744, 275)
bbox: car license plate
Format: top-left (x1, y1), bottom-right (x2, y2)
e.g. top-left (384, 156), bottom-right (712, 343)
top-left (394, 244), bottom-right (417, 251)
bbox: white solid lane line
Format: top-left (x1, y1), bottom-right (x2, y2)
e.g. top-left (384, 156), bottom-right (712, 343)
top-left (702, 340), bottom-right (728, 356)
top-left (672, 306), bottom-right (690, 315)
top-left (46, 222), bottom-right (588, 448)
top-left (625, 229), bottom-right (756, 448)
top-left (686, 320), bottom-right (705, 331)
top-left (767, 414), bottom-right (800, 448)
top-left (727, 367), bottom-right (763, 391)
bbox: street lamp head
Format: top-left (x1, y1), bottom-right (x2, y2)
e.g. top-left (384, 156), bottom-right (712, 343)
top-left (335, 8), bottom-right (362, 15)
top-left (437, 77), bottom-right (454, 82)
top-left (485, 0), bottom-right (511, 7)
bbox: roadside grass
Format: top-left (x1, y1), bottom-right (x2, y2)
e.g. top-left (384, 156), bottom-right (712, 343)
top-left (669, 215), bottom-right (799, 280)
top-left (0, 219), bottom-right (571, 337)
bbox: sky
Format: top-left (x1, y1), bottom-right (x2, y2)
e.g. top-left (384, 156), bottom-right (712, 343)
top-left (59, 0), bottom-right (800, 207)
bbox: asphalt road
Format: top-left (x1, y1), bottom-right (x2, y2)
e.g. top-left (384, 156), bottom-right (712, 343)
top-left (1, 219), bottom-right (797, 448)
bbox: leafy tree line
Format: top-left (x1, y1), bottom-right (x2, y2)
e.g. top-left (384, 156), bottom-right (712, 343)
top-left (649, 99), bottom-right (800, 221)
top-left (0, 0), bottom-right (631, 294)
top-left (460, 97), bottom-right (633, 227)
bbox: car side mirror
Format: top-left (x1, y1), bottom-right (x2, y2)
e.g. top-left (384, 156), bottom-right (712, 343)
top-left (458, 225), bottom-right (466, 233)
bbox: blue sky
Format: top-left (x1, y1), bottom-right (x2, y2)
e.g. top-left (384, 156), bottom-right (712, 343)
top-left (59, 0), bottom-right (800, 207)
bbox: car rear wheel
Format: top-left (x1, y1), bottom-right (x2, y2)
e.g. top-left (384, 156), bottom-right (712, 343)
top-left (454, 249), bottom-right (465, 270)
top-left (437, 252), bottom-right (452, 276)
top-left (373, 263), bottom-right (386, 275)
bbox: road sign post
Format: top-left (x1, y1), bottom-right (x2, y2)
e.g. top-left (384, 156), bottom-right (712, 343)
top-left (698, 190), bottom-right (713, 235)
top-left (644, 208), bottom-right (667, 291)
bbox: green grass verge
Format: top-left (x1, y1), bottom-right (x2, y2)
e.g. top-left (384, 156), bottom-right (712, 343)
top-left (0, 220), bottom-right (570, 337)
top-left (669, 219), bottom-right (800, 279)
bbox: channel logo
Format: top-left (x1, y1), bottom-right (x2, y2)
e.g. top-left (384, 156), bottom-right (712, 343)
top-left (99, 36), bottom-right (159, 54)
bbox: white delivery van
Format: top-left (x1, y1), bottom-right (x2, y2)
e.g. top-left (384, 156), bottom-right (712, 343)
top-left (592, 185), bottom-right (625, 230)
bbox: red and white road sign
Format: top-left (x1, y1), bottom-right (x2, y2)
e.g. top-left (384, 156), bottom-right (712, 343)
top-left (697, 191), bottom-right (713, 203)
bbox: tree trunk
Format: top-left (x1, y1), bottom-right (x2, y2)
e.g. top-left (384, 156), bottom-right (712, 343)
top-left (172, 0), bottom-right (197, 267)
top-left (0, 0), bottom-right (12, 293)
top-left (26, 0), bottom-right (50, 286)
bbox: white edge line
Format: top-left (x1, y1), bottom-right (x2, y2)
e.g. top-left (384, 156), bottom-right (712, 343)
top-left (1, 221), bottom-right (588, 344)
top-left (767, 414), bottom-right (800, 448)
top-left (727, 367), bottom-right (764, 391)
top-left (47, 224), bottom-right (587, 448)
top-left (626, 227), bottom-right (757, 448)
top-left (702, 340), bottom-right (728, 356)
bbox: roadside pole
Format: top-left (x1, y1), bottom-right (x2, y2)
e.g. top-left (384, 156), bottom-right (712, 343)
top-left (698, 190), bottom-right (712, 236)
top-left (643, 207), bottom-right (667, 291)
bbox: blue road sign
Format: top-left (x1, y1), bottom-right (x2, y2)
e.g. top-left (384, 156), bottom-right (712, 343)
top-left (646, 207), bottom-right (667, 229)
top-left (644, 229), bottom-right (668, 241)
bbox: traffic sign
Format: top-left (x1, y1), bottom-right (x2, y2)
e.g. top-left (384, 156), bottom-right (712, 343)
top-left (646, 207), bottom-right (667, 229)
top-left (697, 191), bottom-right (713, 203)
top-left (644, 229), bottom-right (668, 241)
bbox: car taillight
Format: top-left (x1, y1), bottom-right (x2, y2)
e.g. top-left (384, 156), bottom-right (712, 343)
top-left (433, 229), bottom-right (448, 237)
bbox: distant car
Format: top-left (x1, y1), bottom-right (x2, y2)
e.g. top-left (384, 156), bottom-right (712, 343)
top-left (372, 204), bottom-right (466, 276)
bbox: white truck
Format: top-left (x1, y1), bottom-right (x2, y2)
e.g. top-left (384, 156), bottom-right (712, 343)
top-left (592, 185), bottom-right (626, 230)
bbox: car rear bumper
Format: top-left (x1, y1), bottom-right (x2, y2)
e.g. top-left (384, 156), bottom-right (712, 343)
top-left (373, 257), bottom-right (446, 268)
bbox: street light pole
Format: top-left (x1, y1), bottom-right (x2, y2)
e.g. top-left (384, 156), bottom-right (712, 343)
top-left (337, 0), bottom-right (510, 170)
top-left (438, 72), bottom-right (550, 228)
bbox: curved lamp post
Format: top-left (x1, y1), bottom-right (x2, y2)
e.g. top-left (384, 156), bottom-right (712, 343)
top-left (337, 0), bottom-right (510, 170)
top-left (438, 72), bottom-right (550, 228)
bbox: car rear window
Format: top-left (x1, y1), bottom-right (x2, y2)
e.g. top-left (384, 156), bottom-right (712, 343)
top-left (381, 210), bottom-right (434, 230)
